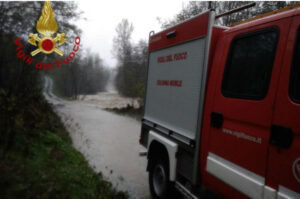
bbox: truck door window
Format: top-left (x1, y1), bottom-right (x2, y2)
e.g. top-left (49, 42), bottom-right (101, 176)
top-left (222, 28), bottom-right (279, 100)
top-left (289, 27), bottom-right (300, 103)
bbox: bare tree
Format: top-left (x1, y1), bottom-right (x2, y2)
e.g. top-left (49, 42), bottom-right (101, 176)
top-left (112, 19), bottom-right (134, 65)
top-left (112, 19), bottom-right (147, 98)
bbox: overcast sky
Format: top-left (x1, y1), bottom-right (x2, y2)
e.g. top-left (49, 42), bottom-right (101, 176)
top-left (77, 0), bottom-right (185, 68)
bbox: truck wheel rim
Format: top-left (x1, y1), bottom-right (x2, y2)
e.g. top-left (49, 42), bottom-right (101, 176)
top-left (153, 164), bottom-right (166, 196)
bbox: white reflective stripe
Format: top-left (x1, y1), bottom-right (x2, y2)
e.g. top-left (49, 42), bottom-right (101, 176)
top-left (206, 152), bottom-right (265, 199)
top-left (277, 185), bottom-right (300, 199)
top-left (264, 186), bottom-right (276, 199)
top-left (148, 131), bottom-right (178, 181)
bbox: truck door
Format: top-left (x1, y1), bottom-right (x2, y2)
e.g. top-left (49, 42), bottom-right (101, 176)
top-left (205, 19), bottom-right (291, 199)
top-left (266, 15), bottom-right (300, 198)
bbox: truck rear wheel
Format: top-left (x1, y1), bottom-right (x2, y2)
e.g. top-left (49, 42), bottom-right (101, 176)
top-left (149, 157), bottom-right (172, 199)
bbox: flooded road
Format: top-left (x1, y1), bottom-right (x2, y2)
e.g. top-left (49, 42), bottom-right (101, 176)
top-left (44, 77), bottom-right (150, 199)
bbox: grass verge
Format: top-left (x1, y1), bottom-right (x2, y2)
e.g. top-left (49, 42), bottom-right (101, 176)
top-left (0, 92), bottom-right (128, 199)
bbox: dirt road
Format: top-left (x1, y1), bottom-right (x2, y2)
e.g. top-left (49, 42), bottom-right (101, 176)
top-left (43, 77), bottom-right (150, 199)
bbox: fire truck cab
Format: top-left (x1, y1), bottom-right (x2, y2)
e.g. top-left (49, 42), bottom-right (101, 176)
top-left (140, 5), bottom-right (300, 199)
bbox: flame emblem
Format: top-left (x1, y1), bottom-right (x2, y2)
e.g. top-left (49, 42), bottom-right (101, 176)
top-left (28, 1), bottom-right (67, 56)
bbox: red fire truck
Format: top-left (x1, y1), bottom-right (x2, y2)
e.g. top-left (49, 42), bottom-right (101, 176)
top-left (139, 4), bottom-right (300, 199)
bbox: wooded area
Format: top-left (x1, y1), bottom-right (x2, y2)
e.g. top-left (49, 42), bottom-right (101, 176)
top-left (0, 2), bottom-right (126, 198)
top-left (112, 19), bottom-right (148, 99)
top-left (0, 1), bottom-right (81, 156)
top-left (0, 1), bottom-right (109, 99)
top-left (50, 51), bottom-right (109, 99)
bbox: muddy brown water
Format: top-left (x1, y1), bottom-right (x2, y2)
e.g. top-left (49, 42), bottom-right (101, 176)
top-left (44, 77), bottom-right (150, 199)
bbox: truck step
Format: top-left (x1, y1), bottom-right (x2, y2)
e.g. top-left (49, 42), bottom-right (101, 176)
top-left (175, 181), bottom-right (198, 199)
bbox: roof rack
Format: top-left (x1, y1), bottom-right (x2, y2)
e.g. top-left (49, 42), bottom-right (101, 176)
top-left (215, 3), bottom-right (256, 19)
top-left (230, 3), bottom-right (300, 27)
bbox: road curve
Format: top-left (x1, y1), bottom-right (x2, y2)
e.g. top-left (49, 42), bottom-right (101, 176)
top-left (43, 77), bottom-right (150, 199)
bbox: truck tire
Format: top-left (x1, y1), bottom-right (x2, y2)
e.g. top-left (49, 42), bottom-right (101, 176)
top-left (149, 157), bottom-right (173, 199)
